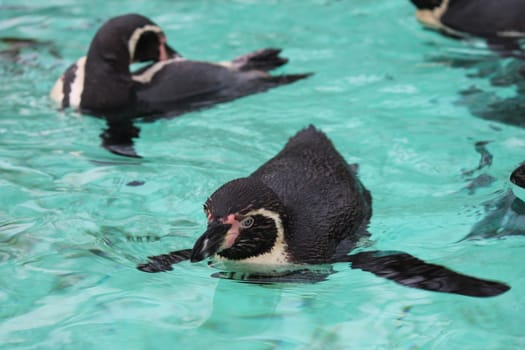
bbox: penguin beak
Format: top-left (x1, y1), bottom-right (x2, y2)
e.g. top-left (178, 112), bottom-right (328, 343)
top-left (164, 43), bottom-right (181, 59)
top-left (190, 222), bottom-right (232, 262)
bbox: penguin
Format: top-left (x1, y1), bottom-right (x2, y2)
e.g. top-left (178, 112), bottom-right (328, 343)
top-left (50, 13), bottom-right (311, 157)
top-left (464, 189), bottom-right (525, 240)
top-left (409, 0), bottom-right (525, 57)
top-left (511, 163), bottom-right (525, 201)
top-left (461, 163), bottom-right (525, 240)
top-left (137, 125), bottom-right (510, 298)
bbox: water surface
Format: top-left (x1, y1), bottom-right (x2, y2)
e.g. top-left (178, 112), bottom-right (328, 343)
top-left (1, 1), bottom-right (524, 349)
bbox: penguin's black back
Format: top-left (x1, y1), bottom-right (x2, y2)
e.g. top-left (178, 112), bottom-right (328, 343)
top-left (134, 60), bottom-right (306, 118)
top-left (250, 125), bottom-right (372, 264)
top-left (135, 61), bottom-right (239, 105)
top-left (442, 0), bottom-right (525, 37)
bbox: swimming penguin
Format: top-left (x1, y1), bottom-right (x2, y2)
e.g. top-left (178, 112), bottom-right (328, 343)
top-left (137, 125), bottom-right (510, 297)
top-left (461, 163), bottom-right (525, 240)
top-left (511, 163), bottom-right (525, 201)
top-left (464, 189), bottom-right (525, 240)
top-left (409, 0), bottom-right (525, 57)
top-left (50, 13), bottom-right (311, 157)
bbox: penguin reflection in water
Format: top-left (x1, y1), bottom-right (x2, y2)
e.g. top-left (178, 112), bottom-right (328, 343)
top-left (138, 125), bottom-right (510, 298)
top-left (50, 14), bottom-right (310, 157)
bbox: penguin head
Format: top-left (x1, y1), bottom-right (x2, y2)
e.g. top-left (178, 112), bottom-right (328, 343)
top-left (191, 177), bottom-right (288, 263)
top-left (86, 13), bottom-right (179, 70)
top-left (510, 164), bottom-right (525, 202)
top-left (410, 0), bottom-right (444, 10)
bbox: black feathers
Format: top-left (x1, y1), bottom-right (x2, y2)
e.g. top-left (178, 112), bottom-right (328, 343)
top-left (342, 251), bottom-right (510, 297)
top-left (205, 177), bottom-right (285, 220)
top-left (251, 125), bottom-right (372, 264)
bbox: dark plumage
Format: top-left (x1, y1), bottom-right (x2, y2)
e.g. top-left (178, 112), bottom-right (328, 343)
top-left (511, 163), bottom-right (525, 201)
top-left (138, 125), bottom-right (510, 298)
top-left (511, 163), bottom-right (525, 189)
top-left (50, 13), bottom-right (311, 157)
top-left (410, 0), bottom-right (525, 57)
top-left (248, 126), bottom-right (372, 263)
top-left (190, 127), bottom-right (371, 265)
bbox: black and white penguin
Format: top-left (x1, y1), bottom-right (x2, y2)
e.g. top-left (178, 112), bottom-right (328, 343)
top-left (50, 14), bottom-right (178, 116)
top-left (50, 13), bottom-right (311, 118)
top-left (409, 0), bottom-right (525, 56)
top-left (138, 125), bottom-right (510, 297)
top-left (50, 13), bottom-right (311, 156)
top-left (511, 163), bottom-right (525, 201)
top-left (461, 164), bottom-right (525, 240)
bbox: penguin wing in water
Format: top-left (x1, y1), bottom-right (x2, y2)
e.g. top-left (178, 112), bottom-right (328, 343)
top-left (339, 250), bottom-right (510, 297)
top-left (137, 246), bottom-right (509, 297)
top-left (137, 249), bottom-right (192, 272)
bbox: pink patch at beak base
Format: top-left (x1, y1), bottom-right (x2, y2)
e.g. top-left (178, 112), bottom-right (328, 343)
top-left (158, 36), bottom-right (168, 61)
top-left (221, 214), bottom-right (240, 249)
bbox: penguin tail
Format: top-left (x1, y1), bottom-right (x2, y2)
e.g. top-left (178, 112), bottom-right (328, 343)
top-left (231, 48), bottom-right (290, 72)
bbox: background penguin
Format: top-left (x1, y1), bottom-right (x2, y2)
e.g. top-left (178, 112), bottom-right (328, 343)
top-left (50, 13), bottom-right (311, 157)
top-left (409, 0), bottom-right (525, 57)
top-left (461, 164), bottom-right (525, 240)
top-left (137, 125), bottom-right (510, 298)
top-left (511, 163), bottom-right (525, 201)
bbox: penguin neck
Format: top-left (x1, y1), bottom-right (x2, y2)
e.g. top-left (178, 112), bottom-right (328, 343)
top-left (80, 40), bottom-right (137, 115)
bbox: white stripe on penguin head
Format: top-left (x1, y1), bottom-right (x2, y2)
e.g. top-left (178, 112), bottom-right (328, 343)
top-left (128, 24), bottom-right (163, 63)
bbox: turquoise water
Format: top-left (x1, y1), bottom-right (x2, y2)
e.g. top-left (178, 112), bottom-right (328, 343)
top-left (1, 1), bottom-right (525, 349)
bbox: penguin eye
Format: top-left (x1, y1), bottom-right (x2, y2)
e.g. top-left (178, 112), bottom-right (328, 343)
top-left (240, 216), bottom-right (254, 229)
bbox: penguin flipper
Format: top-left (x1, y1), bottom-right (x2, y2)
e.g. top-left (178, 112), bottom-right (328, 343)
top-left (137, 249), bottom-right (192, 273)
top-left (100, 120), bottom-right (142, 158)
top-left (337, 250), bottom-right (510, 297)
